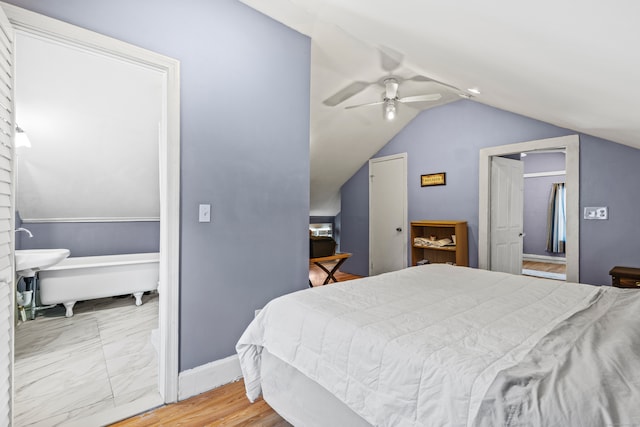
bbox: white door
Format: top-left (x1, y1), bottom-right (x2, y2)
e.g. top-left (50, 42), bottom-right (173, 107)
top-left (490, 156), bottom-right (524, 274)
top-left (369, 153), bottom-right (407, 275)
top-left (0, 6), bottom-right (14, 426)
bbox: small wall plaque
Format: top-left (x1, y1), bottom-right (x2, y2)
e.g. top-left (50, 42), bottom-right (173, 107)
top-left (421, 172), bottom-right (446, 187)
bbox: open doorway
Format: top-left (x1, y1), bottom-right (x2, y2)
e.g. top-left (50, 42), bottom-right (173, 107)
top-left (479, 135), bottom-right (580, 283)
top-left (4, 4), bottom-right (180, 425)
top-left (521, 150), bottom-right (567, 281)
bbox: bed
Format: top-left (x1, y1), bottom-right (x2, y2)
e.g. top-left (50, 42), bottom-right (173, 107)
top-left (236, 264), bottom-right (640, 426)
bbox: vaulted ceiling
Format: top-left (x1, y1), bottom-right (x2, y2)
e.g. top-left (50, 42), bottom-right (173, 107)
top-left (240, 0), bottom-right (640, 215)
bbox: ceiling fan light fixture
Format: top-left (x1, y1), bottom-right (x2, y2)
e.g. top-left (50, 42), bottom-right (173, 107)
top-left (384, 99), bottom-right (397, 120)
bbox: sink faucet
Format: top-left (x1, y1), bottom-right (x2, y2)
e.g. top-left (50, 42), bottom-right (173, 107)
top-left (16, 227), bottom-right (33, 238)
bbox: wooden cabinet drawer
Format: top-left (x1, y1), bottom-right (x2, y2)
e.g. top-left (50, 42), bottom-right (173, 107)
top-left (609, 266), bottom-right (640, 289)
top-left (617, 277), bottom-right (640, 288)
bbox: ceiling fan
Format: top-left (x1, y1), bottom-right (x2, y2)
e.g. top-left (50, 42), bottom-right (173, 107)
top-left (322, 47), bottom-right (460, 120)
top-left (344, 77), bottom-right (442, 120)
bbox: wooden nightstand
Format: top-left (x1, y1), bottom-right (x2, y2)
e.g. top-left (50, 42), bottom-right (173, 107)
top-left (609, 266), bottom-right (640, 288)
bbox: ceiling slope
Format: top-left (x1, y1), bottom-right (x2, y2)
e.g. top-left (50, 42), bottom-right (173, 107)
top-left (241, 0), bottom-right (640, 214)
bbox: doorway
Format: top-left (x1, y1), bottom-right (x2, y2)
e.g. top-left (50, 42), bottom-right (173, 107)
top-left (4, 4), bottom-right (180, 424)
top-left (478, 135), bottom-right (579, 283)
top-left (369, 153), bottom-right (407, 276)
top-left (521, 150), bottom-right (568, 280)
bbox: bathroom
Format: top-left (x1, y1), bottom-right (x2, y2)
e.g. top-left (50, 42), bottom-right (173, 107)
top-left (13, 28), bottom-right (164, 425)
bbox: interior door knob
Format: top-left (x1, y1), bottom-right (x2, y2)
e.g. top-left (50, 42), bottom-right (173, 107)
top-left (396, 227), bottom-right (402, 232)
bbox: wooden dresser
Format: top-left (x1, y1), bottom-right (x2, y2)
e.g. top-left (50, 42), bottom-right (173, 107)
top-left (609, 266), bottom-right (640, 288)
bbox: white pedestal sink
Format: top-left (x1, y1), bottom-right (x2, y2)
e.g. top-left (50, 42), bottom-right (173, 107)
top-left (15, 249), bottom-right (70, 320)
top-left (16, 249), bottom-right (70, 278)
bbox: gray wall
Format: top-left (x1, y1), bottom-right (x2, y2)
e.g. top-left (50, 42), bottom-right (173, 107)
top-left (6, 0), bottom-right (311, 370)
top-left (522, 152), bottom-right (566, 257)
top-left (16, 221), bottom-right (160, 256)
top-left (340, 100), bottom-right (640, 286)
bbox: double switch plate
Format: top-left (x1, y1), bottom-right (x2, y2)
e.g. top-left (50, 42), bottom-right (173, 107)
top-left (584, 206), bottom-right (608, 220)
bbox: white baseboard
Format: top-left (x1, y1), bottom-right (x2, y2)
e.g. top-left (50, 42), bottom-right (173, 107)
top-left (178, 354), bottom-right (243, 401)
top-left (523, 253), bottom-right (566, 264)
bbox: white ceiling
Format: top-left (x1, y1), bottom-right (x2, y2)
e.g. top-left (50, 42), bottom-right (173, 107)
top-left (240, 0), bottom-right (640, 215)
top-left (15, 32), bottom-right (162, 222)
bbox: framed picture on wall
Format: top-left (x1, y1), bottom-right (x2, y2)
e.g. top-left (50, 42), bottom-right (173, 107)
top-left (421, 172), bottom-right (446, 187)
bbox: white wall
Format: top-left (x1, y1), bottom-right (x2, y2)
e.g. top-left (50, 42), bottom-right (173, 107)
top-left (15, 31), bottom-right (162, 222)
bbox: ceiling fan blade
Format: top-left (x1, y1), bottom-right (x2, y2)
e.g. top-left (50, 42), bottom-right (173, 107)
top-left (345, 100), bottom-right (385, 110)
top-left (323, 81), bottom-right (371, 106)
top-left (398, 93), bottom-right (442, 103)
top-left (407, 75), bottom-right (431, 82)
top-left (378, 46), bottom-right (403, 73)
top-left (408, 75), bottom-right (461, 92)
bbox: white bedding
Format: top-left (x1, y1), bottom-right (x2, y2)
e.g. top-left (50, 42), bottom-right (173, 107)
top-left (236, 264), bottom-right (637, 426)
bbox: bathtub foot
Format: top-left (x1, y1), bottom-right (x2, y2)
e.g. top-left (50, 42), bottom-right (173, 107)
top-left (63, 302), bottom-right (76, 317)
top-left (133, 292), bottom-right (144, 306)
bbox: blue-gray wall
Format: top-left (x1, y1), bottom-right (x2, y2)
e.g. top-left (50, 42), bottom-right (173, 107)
top-left (340, 100), bottom-right (640, 286)
top-left (6, 0), bottom-right (311, 370)
top-left (16, 221), bottom-right (160, 256)
top-left (522, 153), bottom-right (566, 257)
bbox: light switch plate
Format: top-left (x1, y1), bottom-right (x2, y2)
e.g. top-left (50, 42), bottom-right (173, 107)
top-left (198, 204), bottom-right (211, 222)
top-left (584, 206), bottom-right (608, 220)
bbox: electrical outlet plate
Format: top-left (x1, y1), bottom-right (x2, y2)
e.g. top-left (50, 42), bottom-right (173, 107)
top-left (584, 206), bottom-right (608, 220)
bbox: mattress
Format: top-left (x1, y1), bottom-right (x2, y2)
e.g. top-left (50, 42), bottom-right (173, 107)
top-left (237, 264), bottom-right (640, 426)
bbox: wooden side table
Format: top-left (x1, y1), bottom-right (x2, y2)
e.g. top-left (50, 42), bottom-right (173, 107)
top-left (609, 266), bottom-right (640, 288)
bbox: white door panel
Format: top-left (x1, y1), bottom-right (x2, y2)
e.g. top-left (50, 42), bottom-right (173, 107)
top-left (490, 156), bottom-right (523, 274)
top-left (369, 154), bottom-right (407, 275)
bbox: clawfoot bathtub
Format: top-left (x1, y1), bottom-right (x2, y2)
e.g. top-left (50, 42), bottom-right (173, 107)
top-left (39, 252), bottom-right (159, 317)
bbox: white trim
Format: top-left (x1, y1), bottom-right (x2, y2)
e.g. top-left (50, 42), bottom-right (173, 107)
top-left (21, 217), bottom-right (161, 223)
top-left (479, 135), bottom-right (579, 283)
top-left (3, 1), bottom-right (181, 406)
top-left (368, 152), bottom-right (408, 276)
top-left (178, 355), bottom-right (243, 401)
top-left (523, 253), bottom-right (567, 264)
top-left (523, 170), bottom-right (566, 179)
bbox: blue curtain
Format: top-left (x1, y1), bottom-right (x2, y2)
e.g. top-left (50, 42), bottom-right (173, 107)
top-left (546, 183), bottom-right (566, 253)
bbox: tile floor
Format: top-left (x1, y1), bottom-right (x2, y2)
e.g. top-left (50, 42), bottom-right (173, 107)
top-left (14, 292), bottom-right (160, 426)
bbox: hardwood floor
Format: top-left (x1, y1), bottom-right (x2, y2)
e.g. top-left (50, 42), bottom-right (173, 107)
top-left (110, 379), bottom-right (290, 427)
top-left (522, 260), bottom-right (566, 274)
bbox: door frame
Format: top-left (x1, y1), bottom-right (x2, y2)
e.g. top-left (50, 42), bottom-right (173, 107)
top-left (369, 152), bottom-right (408, 276)
top-left (479, 135), bottom-right (579, 282)
top-left (3, 2), bottom-right (181, 404)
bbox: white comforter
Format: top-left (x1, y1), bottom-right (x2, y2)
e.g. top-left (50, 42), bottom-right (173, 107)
top-left (236, 264), bottom-right (634, 426)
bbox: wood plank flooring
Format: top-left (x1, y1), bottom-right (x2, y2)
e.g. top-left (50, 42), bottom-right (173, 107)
top-left (110, 379), bottom-right (289, 427)
top-left (522, 260), bottom-right (566, 274)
